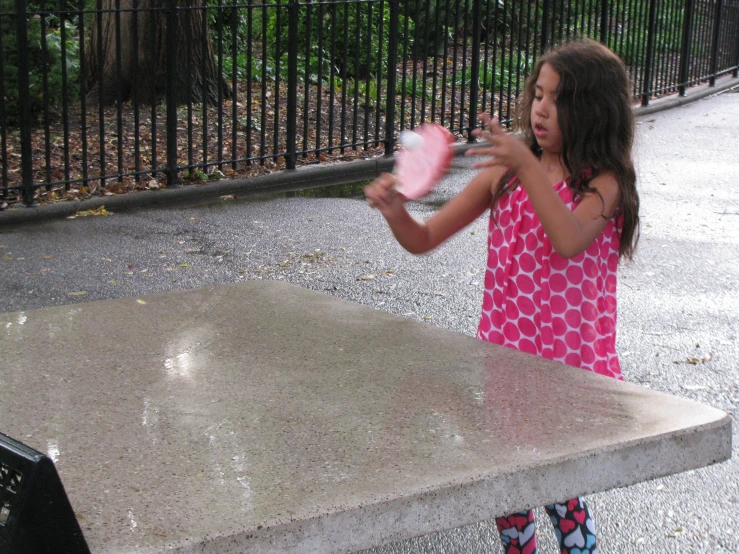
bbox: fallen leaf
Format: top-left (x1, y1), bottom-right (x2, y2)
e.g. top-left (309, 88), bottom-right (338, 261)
top-left (357, 274), bottom-right (376, 281)
top-left (136, 299), bottom-right (147, 305)
top-left (68, 206), bottom-right (112, 218)
top-left (67, 291), bottom-right (86, 296)
top-left (178, 263), bottom-right (190, 268)
top-left (674, 355), bottom-right (712, 365)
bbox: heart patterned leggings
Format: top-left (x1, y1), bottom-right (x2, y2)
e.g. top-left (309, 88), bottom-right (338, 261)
top-left (496, 497), bottom-right (597, 554)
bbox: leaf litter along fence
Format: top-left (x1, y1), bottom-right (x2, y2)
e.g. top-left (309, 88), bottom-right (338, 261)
top-left (1, 0), bottom-right (738, 208)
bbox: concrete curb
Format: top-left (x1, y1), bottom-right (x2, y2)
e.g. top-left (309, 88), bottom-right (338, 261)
top-left (2, 74), bottom-right (737, 226)
top-left (0, 155), bottom-right (398, 226)
top-left (632, 75), bottom-right (739, 117)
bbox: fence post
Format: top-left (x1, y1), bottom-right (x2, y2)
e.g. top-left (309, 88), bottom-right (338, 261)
top-left (165, 0), bottom-right (179, 186)
top-left (709, 0), bottom-right (724, 86)
top-left (286, 0), bottom-right (299, 169)
top-left (678, 0), bottom-right (695, 96)
top-left (14, 0), bottom-right (34, 205)
top-left (600, 0), bottom-right (610, 45)
top-left (384, 0), bottom-right (399, 156)
top-left (540, 0), bottom-right (550, 53)
top-left (642, 0), bottom-right (660, 106)
top-left (467, 0), bottom-right (483, 142)
top-left (735, 8), bottom-right (739, 78)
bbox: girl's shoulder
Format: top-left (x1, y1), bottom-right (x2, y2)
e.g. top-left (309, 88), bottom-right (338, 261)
top-left (588, 168), bottom-right (618, 184)
top-left (581, 170), bottom-right (620, 218)
top-left (571, 167), bottom-right (616, 187)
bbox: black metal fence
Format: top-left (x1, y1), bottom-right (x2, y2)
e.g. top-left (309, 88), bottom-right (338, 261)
top-left (2, 0), bottom-right (738, 206)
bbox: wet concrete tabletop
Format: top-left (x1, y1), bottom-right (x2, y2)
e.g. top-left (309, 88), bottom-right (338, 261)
top-left (0, 281), bottom-right (731, 553)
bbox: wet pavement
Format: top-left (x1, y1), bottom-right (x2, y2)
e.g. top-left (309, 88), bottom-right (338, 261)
top-left (1, 89), bottom-right (738, 553)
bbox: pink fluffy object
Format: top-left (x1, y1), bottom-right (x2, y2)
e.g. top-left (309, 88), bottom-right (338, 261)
top-left (394, 123), bottom-right (455, 200)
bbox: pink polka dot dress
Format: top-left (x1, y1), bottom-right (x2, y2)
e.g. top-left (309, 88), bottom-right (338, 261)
top-left (476, 178), bottom-right (623, 380)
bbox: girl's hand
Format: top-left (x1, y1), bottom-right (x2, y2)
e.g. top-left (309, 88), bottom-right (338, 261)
top-left (364, 172), bottom-right (407, 219)
top-left (466, 113), bottom-right (537, 173)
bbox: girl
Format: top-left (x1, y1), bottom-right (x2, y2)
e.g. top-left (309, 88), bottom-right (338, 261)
top-left (364, 39), bottom-right (639, 554)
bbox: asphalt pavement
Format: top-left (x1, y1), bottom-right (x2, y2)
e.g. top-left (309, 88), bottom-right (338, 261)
top-left (1, 89), bottom-right (738, 553)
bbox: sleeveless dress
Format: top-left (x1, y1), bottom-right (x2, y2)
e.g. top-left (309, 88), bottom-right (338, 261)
top-left (476, 177), bottom-right (623, 380)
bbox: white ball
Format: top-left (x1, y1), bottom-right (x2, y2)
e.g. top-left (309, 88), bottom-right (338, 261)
top-left (398, 130), bottom-right (425, 151)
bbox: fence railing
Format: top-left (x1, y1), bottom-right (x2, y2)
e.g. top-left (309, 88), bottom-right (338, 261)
top-left (2, 0), bottom-right (738, 207)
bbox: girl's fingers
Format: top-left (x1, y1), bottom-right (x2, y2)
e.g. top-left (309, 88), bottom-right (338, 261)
top-left (477, 113), bottom-right (502, 134)
top-left (478, 112), bottom-right (493, 126)
top-left (372, 172), bottom-right (395, 189)
top-left (364, 172), bottom-right (404, 211)
top-left (472, 124), bottom-right (504, 147)
top-left (364, 173), bottom-right (395, 196)
top-left (486, 118), bottom-right (505, 137)
top-left (364, 183), bottom-right (385, 208)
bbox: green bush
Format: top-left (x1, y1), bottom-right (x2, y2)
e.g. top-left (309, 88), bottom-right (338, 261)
top-left (1, 1), bottom-right (81, 125)
top-left (209, 0), bottom-right (414, 86)
top-left (606, 0), bottom-right (685, 66)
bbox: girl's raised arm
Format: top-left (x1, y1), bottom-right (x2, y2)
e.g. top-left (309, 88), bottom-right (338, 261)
top-left (364, 166), bottom-right (503, 254)
top-left (468, 118), bottom-right (620, 259)
top-left (517, 164), bottom-right (620, 258)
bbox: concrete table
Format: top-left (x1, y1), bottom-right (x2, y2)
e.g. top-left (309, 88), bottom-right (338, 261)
top-left (0, 281), bottom-right (731, 553)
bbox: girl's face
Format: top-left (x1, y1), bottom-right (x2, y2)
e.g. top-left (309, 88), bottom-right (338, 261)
top-left (530, 63), bottom-right (563, 155)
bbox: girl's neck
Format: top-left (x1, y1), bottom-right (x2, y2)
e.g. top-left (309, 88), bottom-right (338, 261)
top-left (539, 151), bottom-right (568, 184)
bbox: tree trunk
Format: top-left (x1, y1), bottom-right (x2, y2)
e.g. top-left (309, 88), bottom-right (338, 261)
top-left (86, 0), bottom-right (231, 106)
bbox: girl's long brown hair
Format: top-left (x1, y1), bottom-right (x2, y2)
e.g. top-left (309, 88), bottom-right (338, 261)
top-left (492, 39), bottom-right (640, 259)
